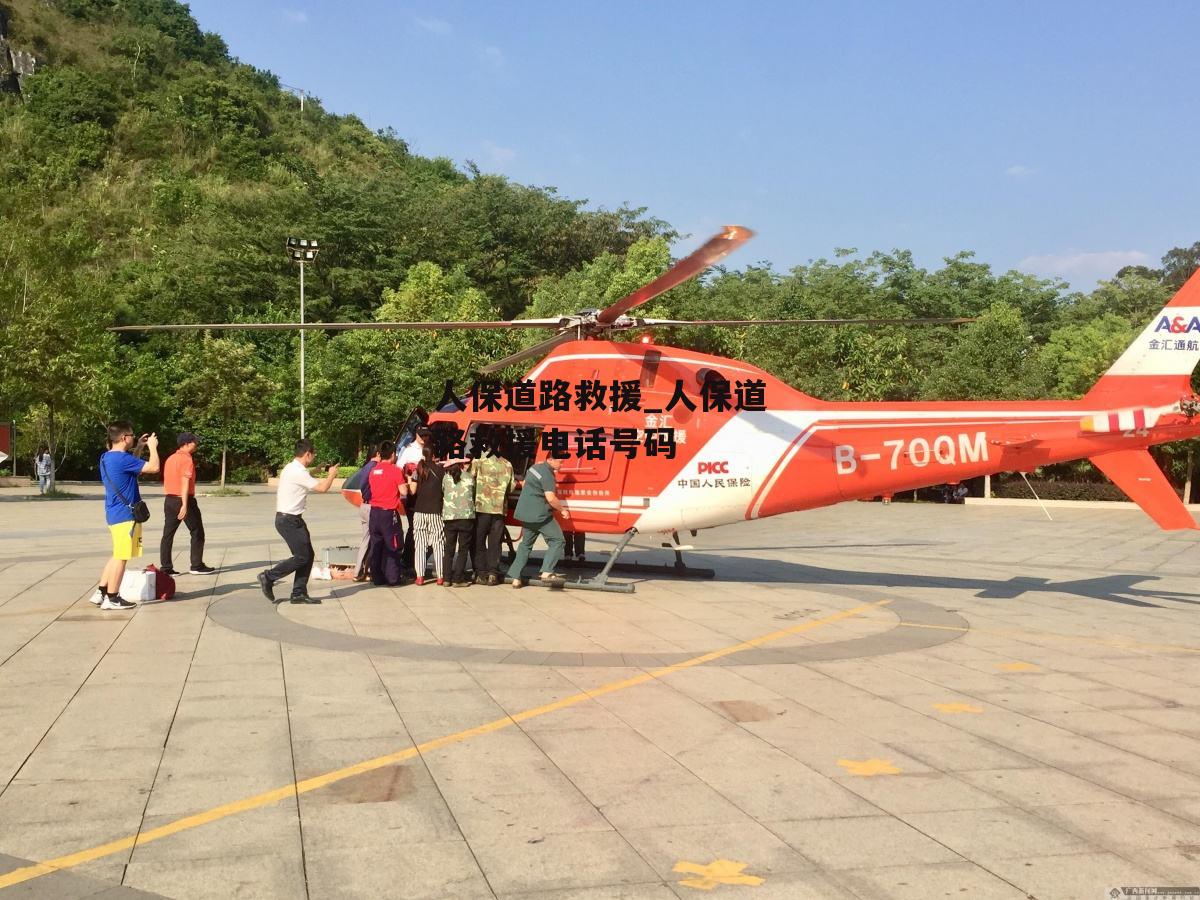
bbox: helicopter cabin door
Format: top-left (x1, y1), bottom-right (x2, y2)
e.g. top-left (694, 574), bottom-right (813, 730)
top-left (551, 430), bottom-right (630, 530)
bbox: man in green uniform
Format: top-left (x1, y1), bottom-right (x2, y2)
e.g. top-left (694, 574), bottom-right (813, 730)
top-left (507, 455), bottom-right (567, 588)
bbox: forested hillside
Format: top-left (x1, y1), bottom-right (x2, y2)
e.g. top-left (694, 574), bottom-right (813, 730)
top-left (1, 0), bottom-right (1197, 483)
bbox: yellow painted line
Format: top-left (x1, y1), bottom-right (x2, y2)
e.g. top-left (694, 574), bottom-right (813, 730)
top-left (896, 621), bottom-right (1200, 656)
top-left (836, 757), bottom-right (900, 777)
top-left (0, 600), bottom-right (889, 890)
top-left (932, 702), bottom-right (982, 715)
top-left (997, 661), bottom-right (1040, 672)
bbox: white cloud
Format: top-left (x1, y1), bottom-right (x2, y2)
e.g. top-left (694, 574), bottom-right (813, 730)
top-left (282, 8), bottom-right (308, 24)
top-left (1004, 164), bottom-right (1036, 178)
top-left (481, 45), bottom-right (505, 67)
top-left (415, 16), bottom-right (452, 35)
top-left (483, 140), bottom-right (517, 167)
top-left (1018, 249), bottom-right (1151, 286)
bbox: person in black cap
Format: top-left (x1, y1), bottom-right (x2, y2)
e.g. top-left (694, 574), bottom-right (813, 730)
top-left (160, 432), bottom-right (215, 576)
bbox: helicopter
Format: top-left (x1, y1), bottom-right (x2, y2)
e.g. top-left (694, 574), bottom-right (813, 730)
top-left (112, 226), bottom-right (1200, 592)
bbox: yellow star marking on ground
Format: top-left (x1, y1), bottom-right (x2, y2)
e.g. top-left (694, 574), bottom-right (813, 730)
top-left (933, 702), bottom-right (983, 714)
top-left (998, 661), bottom-right (1040, 672)
top-left (673, 859), bottom-right (765, 891)
top-left (837, 757), bottom-right (901, 776)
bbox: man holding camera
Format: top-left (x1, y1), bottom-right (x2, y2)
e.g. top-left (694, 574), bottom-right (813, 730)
top-left (258, 439), bottom-right (340, 605)
top-left (95, 422), bottom-right (160, 611)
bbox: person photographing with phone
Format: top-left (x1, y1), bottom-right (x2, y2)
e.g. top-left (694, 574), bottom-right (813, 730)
top-left (95, 421), bottom-right (160, 611)
top-left (258, 439), bottom-right (340, 605)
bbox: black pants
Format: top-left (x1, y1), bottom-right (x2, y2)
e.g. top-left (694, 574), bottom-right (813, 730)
top-left (266, 513), bottom-right (313, 596)
top-left (368, 506), bottom-right (404, 586)
top-left (444, 519), bottom-right (474, 583)
top-left (473, 512), bottom-right (507, 577)
top-left (401, 507), bottom-right (415, 573)
top-left (161, 495), bottom-right (206, 569)
top-left (564, 531), bottom-right (586, 558)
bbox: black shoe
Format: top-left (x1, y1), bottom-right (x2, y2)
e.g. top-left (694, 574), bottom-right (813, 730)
top-left (290, 593), bottom-right (321, 604)
top-left (257, 572), bottom-right (276, 603)
top-left (159, 566), bottom-right (181, 577)
top-left (486, 574), bottom-right (499, 586)
top-left (189, 564), bottom-right (217, 575)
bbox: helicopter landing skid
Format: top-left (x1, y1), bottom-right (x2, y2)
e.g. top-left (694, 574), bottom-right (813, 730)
top-left (510, 529), bottom-right (714, 594)
top-left (569, 528), bottom-right (639, 593)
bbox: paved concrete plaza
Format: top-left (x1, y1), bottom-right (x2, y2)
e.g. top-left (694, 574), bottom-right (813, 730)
top-left (1, 485), bottom-right (1199, 899)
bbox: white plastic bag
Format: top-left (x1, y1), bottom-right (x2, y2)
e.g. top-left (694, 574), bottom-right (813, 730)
top-left (310, 563), bottom-right (332, 581)
top-left (118, 568), bottom-right (156, 602)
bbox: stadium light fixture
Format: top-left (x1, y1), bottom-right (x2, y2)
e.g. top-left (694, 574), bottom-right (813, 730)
top-left (286, 237), bottom-right (320, 438)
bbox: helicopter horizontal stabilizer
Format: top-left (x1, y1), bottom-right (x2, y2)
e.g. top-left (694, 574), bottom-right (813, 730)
top-left (1089, 449), bottom-right (1198, 530)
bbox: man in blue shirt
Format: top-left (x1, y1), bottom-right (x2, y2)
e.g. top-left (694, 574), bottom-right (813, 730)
top-left (96, 421), bottom-right (160, 610)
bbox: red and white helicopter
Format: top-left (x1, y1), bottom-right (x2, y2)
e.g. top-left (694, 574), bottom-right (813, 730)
top-left (115, 227), bottom-right (1200, 591)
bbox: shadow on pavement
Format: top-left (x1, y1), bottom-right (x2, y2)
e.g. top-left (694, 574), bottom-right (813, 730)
top-left (198, 548), bottom-right (1199, 610)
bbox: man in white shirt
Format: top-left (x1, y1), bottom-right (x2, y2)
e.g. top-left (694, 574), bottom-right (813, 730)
top-left (396, 425), bottom-right (428, 471)
top-left (258, 439), bottom-right (339, 604)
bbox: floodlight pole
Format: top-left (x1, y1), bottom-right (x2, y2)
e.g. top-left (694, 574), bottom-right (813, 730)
top-left (286, 237), bottom-right (319, 439)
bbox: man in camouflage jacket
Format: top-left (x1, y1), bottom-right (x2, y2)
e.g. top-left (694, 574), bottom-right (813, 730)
top-left (471, 449), bottom-right (514, 585)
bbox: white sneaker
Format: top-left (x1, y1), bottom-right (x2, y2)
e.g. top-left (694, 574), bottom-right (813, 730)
top-left (88, 589), bottom-right (103, 605)
top-left (100, 595), bottom-right (137, 610)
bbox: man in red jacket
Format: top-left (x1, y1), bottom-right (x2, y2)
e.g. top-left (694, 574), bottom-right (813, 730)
top-left (367, 440), bottom-right (410, 586)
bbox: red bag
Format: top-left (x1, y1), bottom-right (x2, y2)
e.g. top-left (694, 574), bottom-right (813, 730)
top-left (144, 564), bottom-right (176, 601)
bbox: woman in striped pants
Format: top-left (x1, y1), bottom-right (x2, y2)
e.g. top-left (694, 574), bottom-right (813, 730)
top-left (408, 447), bottom-right (446, 585)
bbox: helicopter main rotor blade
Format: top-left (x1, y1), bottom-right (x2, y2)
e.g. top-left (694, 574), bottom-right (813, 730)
top-left (596, 225), bottom-right (754, 325)
top-left (108, 319), bottom-right (567, 333)
top-left (478, 331), bottom-right (576, 375)
top-left (630, 316), bottom-right (978, 328)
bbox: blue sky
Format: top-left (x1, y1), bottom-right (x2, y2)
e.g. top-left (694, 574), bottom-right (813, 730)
top-left (189, 1), bottom-right (1200, 290)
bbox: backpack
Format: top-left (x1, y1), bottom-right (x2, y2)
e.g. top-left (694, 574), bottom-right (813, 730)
top-left (144, 564), bottom-right (176, 601)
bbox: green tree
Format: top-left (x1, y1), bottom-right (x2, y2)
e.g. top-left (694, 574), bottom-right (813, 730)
top-left (1162, 241), bottom-right (1200, 290)
top-left (922, 302), bottom-right (1044, 400)
top-left (0, 284), bottom-right (115, 466)
top-left (1063, 271), bottom-right (1170, 327)
top-left (174, 335), bottom-right (278, 486)
top-left (1035, 314), bottom-right (1134, 398)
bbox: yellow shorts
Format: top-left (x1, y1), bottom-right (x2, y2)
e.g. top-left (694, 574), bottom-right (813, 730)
top-left (109, 521), bottom-right (143, 561)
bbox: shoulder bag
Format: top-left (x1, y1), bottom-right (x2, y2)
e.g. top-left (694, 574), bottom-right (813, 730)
top-left (100, 455), bottom-right (151, 524)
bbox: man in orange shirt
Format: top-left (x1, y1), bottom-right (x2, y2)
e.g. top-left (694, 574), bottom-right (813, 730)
top-left (160, 432), bottom-right (215, 576)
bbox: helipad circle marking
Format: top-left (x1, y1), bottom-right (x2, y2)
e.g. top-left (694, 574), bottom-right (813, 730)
top-left (206, 593), bottom-right (966, 666)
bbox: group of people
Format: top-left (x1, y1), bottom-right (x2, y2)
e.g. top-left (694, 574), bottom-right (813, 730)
top-left (93, 418), bottom-right (582, 611)
top-left (93, 422), bottom-right (216, 611)
top-left (258, 425), bottom-right (582, 604)
top-left (352, 425), bottom-right (518, 589)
